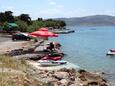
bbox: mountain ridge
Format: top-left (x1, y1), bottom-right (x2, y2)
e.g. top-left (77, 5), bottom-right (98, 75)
top-left (55, 15), bottom-right (115, 26)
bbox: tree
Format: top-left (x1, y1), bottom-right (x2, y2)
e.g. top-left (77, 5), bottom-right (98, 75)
top-left (37, 18), bottom-right (43, 21)
top-left (18, 14), bottom-right (32, 25)
top-left (4, 11), bottom-right (15, 22)
top-left (59, 21), bottom-right (66, 27)
top-left (45, 19), bottom-right (53, 21)
top-left (0, 12), bottom-right (6, 22)
top-left (0, 11), bottom-right (15, 23)
top-left (16, 19), bottom-right (28, 32)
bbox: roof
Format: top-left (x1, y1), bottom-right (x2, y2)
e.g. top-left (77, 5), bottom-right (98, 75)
top-left (7, 23), bottom-right (18, 27)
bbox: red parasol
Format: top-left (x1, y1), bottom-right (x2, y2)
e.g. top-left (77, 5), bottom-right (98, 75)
top-left (30, 28), bottom-right (58, 37)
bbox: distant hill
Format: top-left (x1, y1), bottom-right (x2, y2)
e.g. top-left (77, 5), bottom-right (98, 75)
top-left (56, 15), bottom-right (115, 26)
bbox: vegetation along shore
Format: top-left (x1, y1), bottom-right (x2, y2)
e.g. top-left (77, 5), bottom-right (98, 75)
top-left (0, 11), bottom-right (66, 33)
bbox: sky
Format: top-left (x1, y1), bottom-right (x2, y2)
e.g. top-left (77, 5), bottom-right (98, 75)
top-left (0, 0), bottom-right (115, 19)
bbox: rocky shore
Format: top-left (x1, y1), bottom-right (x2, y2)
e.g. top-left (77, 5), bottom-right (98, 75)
top-left (0, 37), bottom-right (109, 86)
top-left (26, 66), bottom-right (108, 86)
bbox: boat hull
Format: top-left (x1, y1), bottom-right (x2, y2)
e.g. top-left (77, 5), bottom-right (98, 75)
top-left (41, 56), bottom-right (62, 61)
top-left (106, 51), bottom-right (115, 55)
top-left (38, 60), bottom-right (67, 66)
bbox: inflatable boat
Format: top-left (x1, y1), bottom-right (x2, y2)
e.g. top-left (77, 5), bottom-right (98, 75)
top-left (38, 60), bottom-right (67, 66)
top-left (107, 49), bottom-right (115, 55)
top-left (41, 56), bottom-right (62, 61)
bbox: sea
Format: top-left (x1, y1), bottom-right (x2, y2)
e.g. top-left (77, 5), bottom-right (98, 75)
top-left (50, 26), bottom-right (115, 85)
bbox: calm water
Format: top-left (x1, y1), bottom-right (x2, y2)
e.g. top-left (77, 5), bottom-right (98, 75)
top-left (50, 26), bottom-right (115, 73)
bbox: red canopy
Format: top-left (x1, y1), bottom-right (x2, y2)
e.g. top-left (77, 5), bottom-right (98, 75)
top-left (30, 28), bottom-right (58, 37)
top-left (38, 28), bottom-right (48, 31)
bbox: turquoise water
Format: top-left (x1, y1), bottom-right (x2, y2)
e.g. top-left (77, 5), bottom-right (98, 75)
top-left (50, 26), bottom-right (115, 73)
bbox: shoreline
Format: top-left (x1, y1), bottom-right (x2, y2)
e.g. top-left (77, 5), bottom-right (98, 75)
top-left (0, 36), bottom-right (109, 86)
top-left (26, 60), bottom-right (108, 86)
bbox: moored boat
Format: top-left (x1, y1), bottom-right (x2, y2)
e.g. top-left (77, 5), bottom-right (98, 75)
top-left (41, 56), bottom-right (62, 61)
top-left (38, 60), bottom-right (67, 66)
top-left (110, 49), bottom-right (115, 52)
top-left (106, 49), bottom-right (115, 55)
top-left (52, 30), bottom-right (75, 34)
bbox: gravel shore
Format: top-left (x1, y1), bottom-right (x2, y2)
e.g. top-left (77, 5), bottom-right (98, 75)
top-left (0, 36), bottom-right (109, 86)
top-left (0, 36), bottom-right (11, 42)
top-left (0, 40), bottom-right (32, 54)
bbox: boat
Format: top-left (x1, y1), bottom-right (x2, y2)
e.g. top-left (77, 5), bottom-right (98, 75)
top-left (52, 30), bottom-right (75, 34)
top-left (38, 60), bottom-right (67, 66)
top-left (106, 49), bottom-right (115, 55)
top-left (41, 56), bottom-right (62, 61)
top-left (110, 49), bottom-right (115, 52)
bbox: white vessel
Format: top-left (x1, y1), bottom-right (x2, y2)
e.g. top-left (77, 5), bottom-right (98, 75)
top-left (107, 49), bottom-right (115, 55)
top-left (38, 60), bottom-right (67, 66)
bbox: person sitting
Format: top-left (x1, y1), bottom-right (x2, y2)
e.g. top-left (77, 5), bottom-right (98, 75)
top-left (47, 42), bottom-right (54, 51)
top-left (55, 42), bottom-right (61, 49)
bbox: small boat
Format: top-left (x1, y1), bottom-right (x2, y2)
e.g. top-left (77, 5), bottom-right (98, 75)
top-left (110, 49), bottom-right (115, 52)
top-left (52, 30), bottom-right (75, 34)
top-left (106, 49), bottom-right (115, 55)
top-left (38, 60), bottom-right (67, 66)
top-left (41, 56), bottom-right (62, 61)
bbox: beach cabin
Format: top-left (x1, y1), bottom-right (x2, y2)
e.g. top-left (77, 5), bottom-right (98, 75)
top-left (6, 23), bottom-right (18, 31)
top-left (0, 22), bottom-right (19, 33)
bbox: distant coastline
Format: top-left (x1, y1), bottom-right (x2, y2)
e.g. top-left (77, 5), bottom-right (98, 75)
top-left (56, 15), bottom-right (115, 27)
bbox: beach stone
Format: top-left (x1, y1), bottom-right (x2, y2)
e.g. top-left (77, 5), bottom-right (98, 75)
top-left (13, 54), bottom-right (42, 60)
top-left (25, 67), bottom-right (109, 86)
top-left (7, 48), bottom-right (24, 56)
top-left (100, 83), bottom-right (108, 86)
top-left (55, 81), bottom-right (62, 86)
top-left (70, 84), bottom-right (79, 86)
top-left (78, 69), bottom-right (87, 74)
top-left (60, 79), bottom-right (69, 85)
top-left (49, 70), bottom-right (55, 74)
top-left (70, 76), bottom-right (75, 81)
top-left (38, 71), bottom-right (46, 75)
top-left (87, 81), bottom-right (98, 85)
top-left (41, 74), bottom-right (48, 78)
top-left (53, 72), bottom-right (69, 80)
top-left (59, 69), bottom-right (75, 74)
top-left (79, 76), bottom-right (87, 81)
top-left (67, 81), bottom-right (74, 86)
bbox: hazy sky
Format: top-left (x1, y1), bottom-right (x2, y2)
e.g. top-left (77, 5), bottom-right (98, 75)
top-left (0, 0), bottom-right (115, 19)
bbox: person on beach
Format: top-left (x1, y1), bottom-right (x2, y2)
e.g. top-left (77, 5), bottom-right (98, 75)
top-left (47, 42), bottom-right (54, 51)
top-left (54, 42), bottom-right (61, 49)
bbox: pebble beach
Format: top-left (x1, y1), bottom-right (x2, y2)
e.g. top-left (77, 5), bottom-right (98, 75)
top-left (0, 36), bottom-right (110, 86)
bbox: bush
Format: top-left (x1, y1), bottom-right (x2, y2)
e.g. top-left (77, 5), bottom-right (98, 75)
top-left (16, 19), bottom-right (28, 32)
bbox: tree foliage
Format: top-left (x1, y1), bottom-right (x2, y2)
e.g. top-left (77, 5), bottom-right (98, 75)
top-left (37, 18), bottom-right (43, 21)
top-left (16, 19), bottom-right (28, 32)
top-left (5, 11), bottom-right (15, 22)
top-left (0, 12), bottom-right (6, 22)
top-left (0, 11), bottom-right (15, 23)
top-left (18, 14), bottom-right (32, 25)
top-left (0, 11), bottom-right (66, 32)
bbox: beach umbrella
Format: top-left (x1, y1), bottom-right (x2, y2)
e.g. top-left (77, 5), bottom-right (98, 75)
top-left (30, 28), bottom-right (58, 37)
top-left (30, 31), bottom-right (58, 37)
top-left (30, 28), bottom-right (58, 49)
